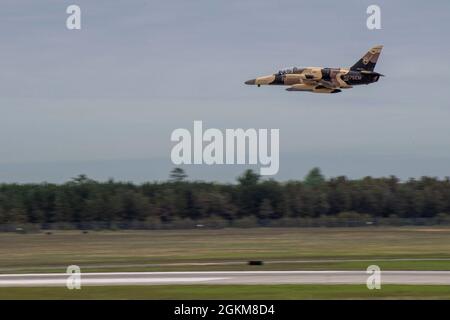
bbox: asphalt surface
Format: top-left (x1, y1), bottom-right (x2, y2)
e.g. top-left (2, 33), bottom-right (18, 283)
top-left (0, 271), bottom-right (449, 287)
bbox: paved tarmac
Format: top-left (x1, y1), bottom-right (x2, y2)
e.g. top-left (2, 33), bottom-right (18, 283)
top-left (0, 271), bottom-right (449, 287)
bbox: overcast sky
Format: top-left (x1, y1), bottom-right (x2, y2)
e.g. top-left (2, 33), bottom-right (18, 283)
top-left (0, 0), bottom-right (449, 183)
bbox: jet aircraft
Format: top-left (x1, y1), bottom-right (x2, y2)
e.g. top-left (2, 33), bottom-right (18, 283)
top-left (245, 45), bottom-right (384, 93)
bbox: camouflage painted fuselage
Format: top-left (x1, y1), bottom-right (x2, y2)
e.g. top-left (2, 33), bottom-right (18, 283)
top-left (245, 45), bottom-right (383, 94)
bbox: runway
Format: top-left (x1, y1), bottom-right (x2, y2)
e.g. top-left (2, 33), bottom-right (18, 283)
top-left (0, 271), bottom-right (449, 287)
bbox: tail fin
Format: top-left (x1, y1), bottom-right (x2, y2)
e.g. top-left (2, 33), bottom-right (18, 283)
top-left (350, 45), bottom-right (383, 71)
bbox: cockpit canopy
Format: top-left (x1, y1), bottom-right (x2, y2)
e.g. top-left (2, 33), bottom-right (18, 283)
top-left (276, 67), bottom-right (304, 75)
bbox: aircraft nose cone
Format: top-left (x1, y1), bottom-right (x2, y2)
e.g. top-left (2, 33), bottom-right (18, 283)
top-left (245, 79), bottom-right (256, 85)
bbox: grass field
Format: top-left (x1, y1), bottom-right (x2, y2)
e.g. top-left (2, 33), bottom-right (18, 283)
top-left (1, 285), bottom-right (449, 300)
top-left (1, 227), bottom-right (450, 273)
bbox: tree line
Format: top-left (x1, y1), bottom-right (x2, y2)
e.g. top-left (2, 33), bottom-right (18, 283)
top-left (1, 168), bottom-right (450, 229)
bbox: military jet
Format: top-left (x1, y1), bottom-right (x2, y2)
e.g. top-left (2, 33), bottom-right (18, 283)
top-left (245, 45), bottom-right (383, 93)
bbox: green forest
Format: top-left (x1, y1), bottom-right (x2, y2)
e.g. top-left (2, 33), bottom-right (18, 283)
top-left (1, 168), bottom-right (450, 230)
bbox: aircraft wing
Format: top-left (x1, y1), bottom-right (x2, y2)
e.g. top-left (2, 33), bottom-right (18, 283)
top-left (317, 80), bottom-right (338, 89)
top-left (287, 83), bottom-right (341, 93)
top-left (286, 84), bottom-right (316, 91)
top-left (300, 79), bottom-right (319, 86)
top-left (300, 79), bottom-right (337, 89)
